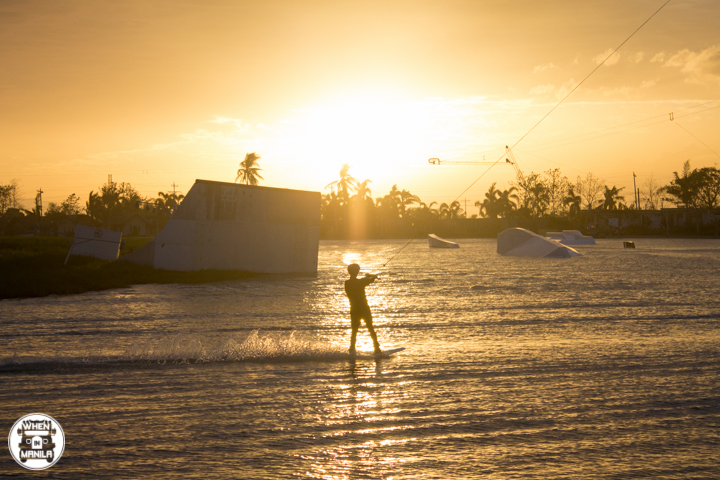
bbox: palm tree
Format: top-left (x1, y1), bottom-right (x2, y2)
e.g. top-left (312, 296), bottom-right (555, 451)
top-left (528, 182), bottom-right (549, 217)
top-left (325, 163), bottom-right (359, 204)
top-left (448, 200), bottom-right (464, 219)
top-left (398, 189), bottom-right (420, 218)
top-left (157, 191), bottom-right (185, 213)
top-left (353, 179), bottom-right (373, 203)
top-left (85, 191), bottom-right (104, 224)
top-left (602, 185), bottom-right (625, 210)
top-left (563, 185), bottom-right (582, 219)
top-left (477, 182), bottom-right (504, 218)
top-left (497, 187), bottom-right (519, 218)
top-left (438, 202), bottom-right (450, 219)
top-left (236, 152), bottom-right (264, 185)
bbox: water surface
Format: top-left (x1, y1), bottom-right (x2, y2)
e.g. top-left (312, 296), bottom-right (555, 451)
top-left (1, 238), bottom-right (719, 478)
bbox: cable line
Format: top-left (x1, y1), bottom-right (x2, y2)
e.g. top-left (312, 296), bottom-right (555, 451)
top-left (381, 0), bottom-right (672, 268)
top-left (455, 100), bottom-right (718, 164)
top-left (507, 0), bottom-right (672, 156)
top-left (516, 101), bottom-right (718, 153)
top-left (673, 120), bottom-right (720, 159)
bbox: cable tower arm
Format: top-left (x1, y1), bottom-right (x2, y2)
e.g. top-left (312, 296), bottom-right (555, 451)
top-left (428, 157), bottom-right (512, 166)
top-left (504, 146), bottom-right (521, 176)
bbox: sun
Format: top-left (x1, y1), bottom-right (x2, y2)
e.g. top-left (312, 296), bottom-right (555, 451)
top-left (282, 91), bottom-right (436, 192)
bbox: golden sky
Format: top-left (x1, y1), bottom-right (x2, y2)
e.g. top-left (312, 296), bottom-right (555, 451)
top-left (1, 0), bottom-right (719, 208)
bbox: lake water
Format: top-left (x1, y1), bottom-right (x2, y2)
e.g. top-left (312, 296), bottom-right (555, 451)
top-left (1, 238), bottom-right (719, 479)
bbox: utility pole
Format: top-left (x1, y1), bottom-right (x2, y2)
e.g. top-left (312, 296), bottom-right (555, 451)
top-left (108, 174), bottom-right (113, 185)
top-left (632, 172), bottom-right (638, 209)
top-left (36, 188), bottom-right (43, 229)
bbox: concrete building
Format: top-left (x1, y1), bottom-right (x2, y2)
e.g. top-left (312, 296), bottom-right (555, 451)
top-left (121, 180), bottom-right (321, 274)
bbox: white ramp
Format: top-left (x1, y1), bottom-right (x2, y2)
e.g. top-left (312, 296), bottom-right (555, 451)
top-left (498, 228), bottom-right (580, 258)
top-left (428, 234), bottom-right (459, 248)
top-left (545, 230), bottom-right (596, 245)
top-left (68, 225), bottom-right (122, 261)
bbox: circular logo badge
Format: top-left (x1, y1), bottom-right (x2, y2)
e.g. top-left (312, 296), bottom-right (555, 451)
top-left (8, 413), bottom-right (65, 471)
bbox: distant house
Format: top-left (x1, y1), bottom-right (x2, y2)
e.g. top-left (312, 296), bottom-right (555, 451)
top-left (55, 214), bottom-right (95, 237)
top-left (0, 209), bottom-right (38, 236)
top-left (580, 208), bottom-right (720, 236)
top-left (110, 212), bottom-right (151, 237)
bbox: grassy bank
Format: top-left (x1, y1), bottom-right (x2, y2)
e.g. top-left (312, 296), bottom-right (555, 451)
top-left (0, 237), bottom-right (258, 300)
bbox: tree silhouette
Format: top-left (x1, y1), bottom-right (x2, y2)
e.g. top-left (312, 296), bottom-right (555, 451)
top-left (236, 152), bottom-right (264, 185)
top-left (398, 189), bottom-right (420, 218)
top-left (156, 191), bottom-right (185, 213)
top-left (663, 161), bottom-right (720, 209)
top-left (448, 200), bottom-right (464, 219)
top-left (325, 163), bottom-right (358, 205)
top-left (478, 182), bottom-right (500, 218)
top-left (563, 185), bottom-right (582, 219)
top-left (695, 167), bottom-right (720, 209)
top-left (353, 179), bottom-right (373, 203)
top-left (602, 185), bottom-right (626, 210)
top-left (528, 182), bottom-right (549, 217)
top-left (576, 172), bottom-right (605, 210)
top-left (497, 187), bottom-right (519, 218)
top-left (477, 183), bottom-right (516, 219)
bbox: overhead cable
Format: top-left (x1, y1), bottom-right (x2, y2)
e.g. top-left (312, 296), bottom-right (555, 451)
top-left (381, 0), bottom-right (673, 268)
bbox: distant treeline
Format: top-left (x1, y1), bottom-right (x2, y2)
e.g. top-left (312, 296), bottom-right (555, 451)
top-left (0, 180), bottom-right (185, 236)
top-left (1, 159), bottom-right (718, 239)
top-left (319, 160), bottom-right (720, 238)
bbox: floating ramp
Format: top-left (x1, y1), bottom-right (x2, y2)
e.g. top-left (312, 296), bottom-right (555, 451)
top-left (545, 230), bottom-right (596, 245)
top-left (66, 225), bottom-right (122, 262)
top-left (498, 228), bottom-right (580, 258)
top-left (428, 234), bottom-right (459, 248)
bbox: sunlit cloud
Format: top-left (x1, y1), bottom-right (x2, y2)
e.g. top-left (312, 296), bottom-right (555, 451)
top-left (555, 78), bottom-right (578, 99)
top-left (593, 48), bottom-right (620, 66)
top-left (650, 52), bottom-right (665, 63)
top-left (601, 86), bottom-right (636, 97)
top-left (530, 84), bottom-right (555, 95)
top-left (663, 45), bottom-right (720, 84)
top-left (533, 63), bottom-right (557, 73)
top-left (640, 79), bottom-right (657, 89)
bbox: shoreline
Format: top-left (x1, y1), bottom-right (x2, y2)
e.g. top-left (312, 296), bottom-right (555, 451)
top-left (2, 235), bottom-right (718, 300)
top-left (0, 237), bottom-right (259, 300)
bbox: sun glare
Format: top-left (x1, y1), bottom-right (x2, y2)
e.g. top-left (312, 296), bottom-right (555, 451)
top-left (285, 92), bottom-right (436, 190)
